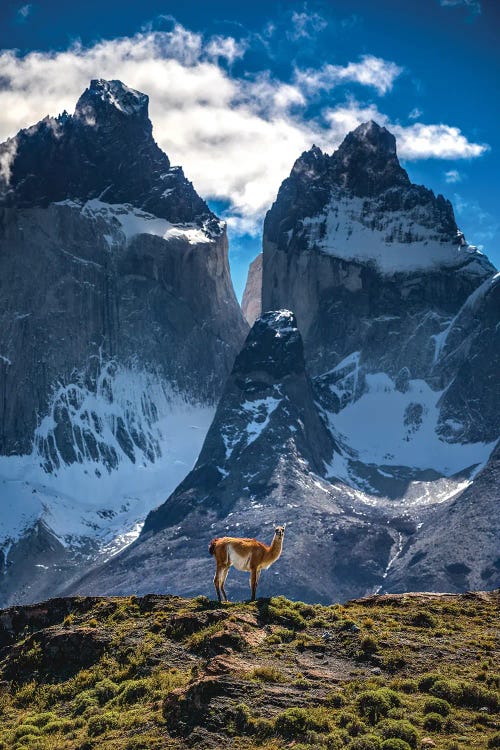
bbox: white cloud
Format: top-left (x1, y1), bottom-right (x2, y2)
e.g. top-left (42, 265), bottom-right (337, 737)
top-left (408, 107), bottom-right (423, 120)
top-left (322, 101), bottom-right (488, 161)
top-left (445, 169), bottom-right (462, 183)
top-left (393, 123), bottom-right (488, 159)
top-left (0, 23), bottom-right (489, 234)
top-left (440, 0), bottom-right (481, 15)
top-left (288, 10), bottom-right (328, 40)
top-left (295, 55), bottom-right (403, 96)
top-left (17, 4), bottom-right (32, 19)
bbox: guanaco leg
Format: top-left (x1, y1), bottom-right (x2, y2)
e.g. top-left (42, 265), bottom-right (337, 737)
top-left (250, 568), bottom-right (261, 601)
top-left (220, 566), bottom-right (230, 602)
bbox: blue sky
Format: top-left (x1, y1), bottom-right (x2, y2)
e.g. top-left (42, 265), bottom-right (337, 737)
top-left (1, 0), bottom-right (498, 298)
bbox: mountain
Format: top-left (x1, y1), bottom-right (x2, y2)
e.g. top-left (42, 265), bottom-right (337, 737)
top-left (241, 252), bottom-right (262, 325)
top-left (0, 79), bottom-right (247, 606)
top-left (67, 121), bottom-right (499, 603)
top-left (69, 310), bottom-right (414, 603)
top-left (259, 120), bottom-right (499, 592)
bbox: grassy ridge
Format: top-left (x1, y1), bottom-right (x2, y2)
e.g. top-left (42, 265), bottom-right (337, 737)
top-left (0, 590), bottom-right (498, 749)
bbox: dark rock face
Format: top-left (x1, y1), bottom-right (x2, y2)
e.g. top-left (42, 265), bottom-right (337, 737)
top-left (142, 310), bottom-right (337, 532)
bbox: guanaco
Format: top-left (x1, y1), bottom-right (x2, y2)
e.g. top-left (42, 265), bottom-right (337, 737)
top-left (208, 525), bottom-right (285, 602)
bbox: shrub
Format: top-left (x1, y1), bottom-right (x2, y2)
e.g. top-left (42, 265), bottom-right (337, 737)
top-left (409, 611), bottom-right (437, 628)
top-left (360, 636), bottom-right (379, 655)
top-left (118, 679), bottom-right (149, 704)
top-left (397, 680), bottom-right (418, 694)
top-left (13, 682), bottom-right (38, 708)
top-left (422, 713), bottom-right (443, 731)
top-left (12, 725), bottom-right (41, 740)
top-left (87, 712), bottom-right (118, 736)
top-left (377, 719), bottom-right (418, 749)
top-left (326, 691), bottom-right (344, 708)
top-left (23, 712), bottom-right (57, 727)
top-left (357, 689), bottom-right (401, 724)
top-left (94, 679), bottom-right (119, 705)
top-left (42, 718), bottom-right (75, 734)
top-left (249, 666), bottom-right (286, 683)
top-left (275, 707), bottom-right (330, 738)
top-left (232, 703), bottom-right (251, 733)
top-left (266, 600), bottom-right (307, 630)
top-left (418, 674), bottom-right (441, 692)
top-left (346, 717), bottom-right (368, 737)
top-left (381, 740), bottom-right (412, 750)
top-left (488, 733), bottom-right (500, 749)
top-left (350, 735), bottom-right (383, 749)
top-left (325, 732), bottom-right (347, 750)
top-left (72, 690), bottom-right (98, 716)
top-left (423, 697), bottom-right (450, 716)
top-left (429, 678), bottom-right (498, 710)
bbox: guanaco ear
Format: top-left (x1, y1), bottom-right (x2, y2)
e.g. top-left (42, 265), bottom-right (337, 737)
top-left (283, 523), bottom-right (286, 529)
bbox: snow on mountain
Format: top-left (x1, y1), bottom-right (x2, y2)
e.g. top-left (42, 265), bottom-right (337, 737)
top-left (303, 193), bottom-right (488, 275)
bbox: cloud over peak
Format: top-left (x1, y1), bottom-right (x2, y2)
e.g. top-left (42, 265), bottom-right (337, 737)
top-left (0, 20), bottom-right (489, 234)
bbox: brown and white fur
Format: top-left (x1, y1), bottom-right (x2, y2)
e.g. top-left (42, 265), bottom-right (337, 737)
top-left (208, 525), bottom-right (285, 602)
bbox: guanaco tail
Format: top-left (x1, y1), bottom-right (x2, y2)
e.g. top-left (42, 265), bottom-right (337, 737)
top-left (208, 525), bottom-right (285, 602)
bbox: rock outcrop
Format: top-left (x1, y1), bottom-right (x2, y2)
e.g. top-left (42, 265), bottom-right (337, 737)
top-left (241, 253), bottom-right (262, 325)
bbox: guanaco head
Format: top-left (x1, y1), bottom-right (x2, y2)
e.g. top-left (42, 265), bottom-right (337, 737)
top-left (274, 524), bottom-right (286, 539)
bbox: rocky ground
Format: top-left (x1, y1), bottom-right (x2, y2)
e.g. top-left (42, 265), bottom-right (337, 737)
top-left (0, 590), bottom-right (498, 749)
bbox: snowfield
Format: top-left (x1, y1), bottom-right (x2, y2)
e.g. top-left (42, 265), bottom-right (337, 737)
top-left (0, 364), bottom-right (214, 559)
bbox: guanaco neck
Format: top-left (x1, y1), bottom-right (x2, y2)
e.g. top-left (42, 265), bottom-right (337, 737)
top-left (265, 533), bottom-right (284, 564)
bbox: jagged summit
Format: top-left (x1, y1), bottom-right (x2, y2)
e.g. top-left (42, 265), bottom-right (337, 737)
top-left (75, 79), bottom-right (149, 120)
top-left (0, 79), bottom-right (212, 226)
top-left (264, 120), bottom-right (493, 277)
top-left (139, 308), bottom-right (336, 534)
top-left (346, 120), bottom-right (397, 153)
top-left (233, 310), bottom-right (304, 380)
top-left (331, 119), bottom-right (409, 197)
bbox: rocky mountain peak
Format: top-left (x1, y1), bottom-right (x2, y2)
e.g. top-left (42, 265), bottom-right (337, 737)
top-left (331, 119), bottom-right (409, 196)
top-left (232, 309), bottom-right (304, 382)
top-left (0, 78), bottom-right (215, 225)
top-left (347, 120), bottom-right (397, 153)
top-left (74, 79), bottom-right (149, 122)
